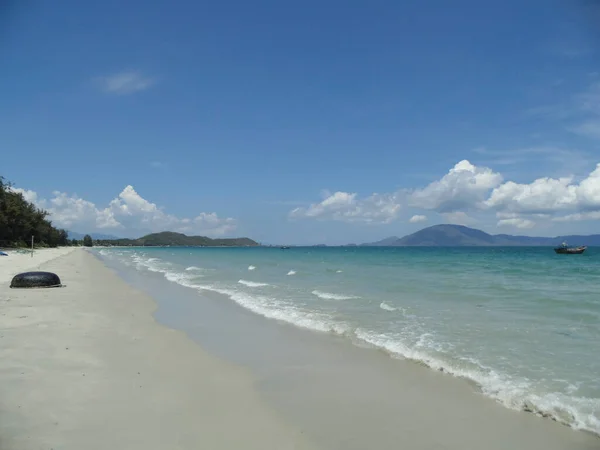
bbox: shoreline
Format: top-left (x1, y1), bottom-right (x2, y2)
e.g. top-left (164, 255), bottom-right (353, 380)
top-left (0, 249), bottom-right (316, 449)
top-left (97, 249), bottom-right (599, 449)
top-left (96, 246), bottom-right (600, 437)
top-left (0, 248), bottom-right (597, 449)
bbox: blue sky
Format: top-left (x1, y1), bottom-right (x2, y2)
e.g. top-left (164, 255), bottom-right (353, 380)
top-left (2, 0), bottom-right (600, 244)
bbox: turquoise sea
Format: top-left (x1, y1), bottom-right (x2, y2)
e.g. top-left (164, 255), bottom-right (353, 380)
top-left (96, 246), bottom-right (600, 434)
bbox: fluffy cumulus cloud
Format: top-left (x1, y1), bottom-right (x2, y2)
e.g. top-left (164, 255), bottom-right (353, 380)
top-left (291, 158), bottom-right (600, 230)
top-left (485, 164), bottom-right (600, 221)
top-left (289, 160), bottom-right (504, 225)
top-left (289, 191), bottom-right (401, 224)
top-left (11, 185), bottom-right (236, 237)
top-left (484, 177), bottom-right (577, 215)
top-left (47, 191), bottom-right (120, 230)
top-left (410, 160), bottom-right (503, 212)
top-left (10, 188), bottom-right (39, 204)
top-left (409, 214), bottom-right (427, 223)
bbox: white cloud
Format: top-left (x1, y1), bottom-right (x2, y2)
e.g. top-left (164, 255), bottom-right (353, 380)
top-left (484, 177), bottom-right (577, 214)
top-left (48, 191), bottom-right (120, 229)
top-left (553, 211), bottom-right (600, 222)
top-left (10, 185), bottom-right (236, 237)
top-left (289, 191), bottom-right (401, 224)
top-left (497, 218), bottom-right (536, 229)
top-left (409, 214), bottom-right (427, 223)
top-left (10, 188), bottom-right (39, 204)
top-left (485, 163), bottom-right (600, 215)
top-left (291, 159), bottom-right (600, 229)
top-left (410, 160), bottom-right (503, 212)
top-left (95, 71), bottom-right (156, 95)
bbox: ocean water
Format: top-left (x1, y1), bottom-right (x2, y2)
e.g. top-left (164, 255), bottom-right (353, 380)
top-left (96, 246), bottom-right (600, 434)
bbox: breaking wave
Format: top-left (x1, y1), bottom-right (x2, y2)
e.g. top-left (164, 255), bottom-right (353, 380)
top-left (311, 290), bottom-right (357, 301)
top-left (238, 279), bottom-right (270, 288)
top-left (380, 302), bottom-right (397, 311)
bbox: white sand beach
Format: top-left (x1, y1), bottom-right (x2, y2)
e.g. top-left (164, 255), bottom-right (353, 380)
top-left (0, 247), bottom-right (77, 278)
top-left (0, 249), bottom-right (316, 450)
top-left (0, 248), bottom-right (597, 449)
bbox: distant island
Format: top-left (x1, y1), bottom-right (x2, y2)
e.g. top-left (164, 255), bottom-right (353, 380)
top-left (362, 224), bottom-right (600, 247)
top-left (93, 231), bottom-right (259, 247)
top-left (68, 231), bottom-right (121, 241)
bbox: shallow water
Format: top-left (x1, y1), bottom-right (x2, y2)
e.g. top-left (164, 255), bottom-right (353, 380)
top-left (96, 246), bottom-right (600, 434)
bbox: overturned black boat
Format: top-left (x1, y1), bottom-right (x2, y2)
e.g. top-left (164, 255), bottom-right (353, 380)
top-left (554, 243), bottom-right (587, 254)
top-left (10, 271), bottom-right (63, 288)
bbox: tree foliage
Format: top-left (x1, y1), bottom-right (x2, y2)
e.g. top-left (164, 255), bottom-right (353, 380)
top-left (83, 235), bottom-right (93, 247)
top-left (0, 176), bottom-right (71, 248)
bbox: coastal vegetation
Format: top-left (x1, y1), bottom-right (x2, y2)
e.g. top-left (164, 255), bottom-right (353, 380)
top-left (83, 235), bottom-right (93, 247)
top-left (93, 231), bottom-right (258, 247)
top-left (0, 177), bottom-right (72, 248)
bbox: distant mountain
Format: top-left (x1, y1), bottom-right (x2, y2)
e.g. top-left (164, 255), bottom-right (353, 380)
top-left (361, 236), bottom-right (400, 246)
top-left (95, 231), bottom-right (258, 247)
top-left (363, 224), bottom-right (600, 247)
top-left (68, 231), bottom-right (121, 240)
top-left (395, 225), bottom-right (496, 246)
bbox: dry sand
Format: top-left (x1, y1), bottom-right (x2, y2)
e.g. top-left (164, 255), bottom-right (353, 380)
top-left (0, 249), bottom-right (316, 449)
top-left (0, 247), bottom-right (76, 278)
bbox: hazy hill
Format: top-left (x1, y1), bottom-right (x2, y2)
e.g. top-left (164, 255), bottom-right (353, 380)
top-left (96, 231), bottom-right (258, 247)
top-left (361, 236), bottom-right (400, 246)
top-left (68, 231), bottom-right (121, 240)
top-left (364, 224), bottom-right (600, 247)
top-left (395, 224), bottom-right (495, 246)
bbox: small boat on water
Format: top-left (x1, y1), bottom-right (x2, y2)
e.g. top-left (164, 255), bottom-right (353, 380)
top-left (554, 242), bottom-right (587, 254)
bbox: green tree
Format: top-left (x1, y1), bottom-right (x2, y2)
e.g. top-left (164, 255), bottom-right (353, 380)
top-left (83, 235), bottom-right (93, 247)
top-left (0, 176), bottom-right (69, 248)
top-left (57, 229), bottom-right (69, 246)
top-left (70, 238), bottom-right (79, 246)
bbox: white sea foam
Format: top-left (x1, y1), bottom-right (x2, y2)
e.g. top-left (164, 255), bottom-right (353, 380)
top-left (287, 270), bottom-right (296, 276)
top-left (311, 290), bottom-right (357, 301)
top-left (164, 271), bottom-right (200, 289)
top-left (336, 270), bottom-right (343, 273)
top-left (185, 266), bottom-right (203, 271)
top-left (248, 265), bottom-right (256, 271)
top-left (129, 254), bottom-right (170, 273)
top-left (192, 285), bottom-right (350, 335)
top-left (353, 328), bottom-right (600, 435)
top-left (238, 280), bottom-right (270, 288)
top-left (379, 302), bottom-right (397, 311)
top-left (134, 261), bottom-right (349, 336)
